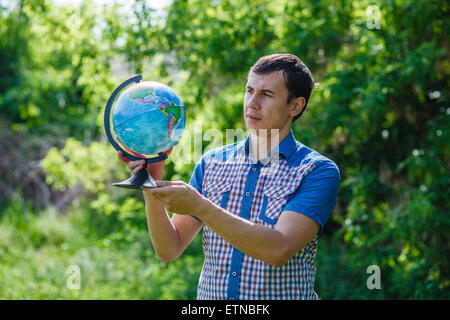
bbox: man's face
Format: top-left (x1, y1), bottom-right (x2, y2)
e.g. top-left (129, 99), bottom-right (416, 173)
top-left (244, 70), bottom-right (299, 137)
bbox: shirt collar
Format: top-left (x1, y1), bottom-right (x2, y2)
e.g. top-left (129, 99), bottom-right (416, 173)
top-left (276, 130), bottom-right (297, 159)
top-left (242, 130), bottom-right (298, 164)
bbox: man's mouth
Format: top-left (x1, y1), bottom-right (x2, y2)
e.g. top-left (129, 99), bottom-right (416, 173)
top-left (246, 114), bottom-right (262, 122)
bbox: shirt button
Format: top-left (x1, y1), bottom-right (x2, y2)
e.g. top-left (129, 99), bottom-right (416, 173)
top-left (252, 167), bottom-right (256, 171)
top-left (245, 192), bottom-right (250, 197)
top-left (232, 271), bottom-right (237, 276)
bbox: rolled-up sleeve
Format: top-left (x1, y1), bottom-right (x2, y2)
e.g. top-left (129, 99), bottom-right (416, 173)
top-left (188, 157), bottom-right (206, 222)
top-left (283, 160), bottom-right (340, 234)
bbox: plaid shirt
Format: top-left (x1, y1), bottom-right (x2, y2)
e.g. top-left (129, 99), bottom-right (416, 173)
top-left (189, 131), bottom-right (340, 300)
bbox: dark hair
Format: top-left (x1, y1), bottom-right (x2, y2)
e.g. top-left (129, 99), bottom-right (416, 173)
top-left (249, 53), bottom-right (315, 122)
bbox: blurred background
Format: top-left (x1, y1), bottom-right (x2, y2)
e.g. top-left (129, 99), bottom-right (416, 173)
top-left (0, 0), bottom-right (448, 299)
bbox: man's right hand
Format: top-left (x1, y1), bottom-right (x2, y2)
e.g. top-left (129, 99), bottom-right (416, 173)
top-left (117, 147), bottom-right (173, 181)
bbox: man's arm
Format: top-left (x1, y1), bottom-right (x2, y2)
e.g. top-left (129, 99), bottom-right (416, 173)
top-left (143, 192), bottom-right (203, 263)
top-left (197, 201), bottom-right (319, 268)
top-left (117, 151), bottom-right (203, 263)
top-left (147, 181), bottom-right (319, 268)
top-left (146, 159), bottom-right (339, 267)
top-left (193, 161), bottom-right (340, 266)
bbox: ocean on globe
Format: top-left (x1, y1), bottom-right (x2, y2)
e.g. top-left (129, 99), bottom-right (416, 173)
top-left (112, 81), bottom-right (185, 156)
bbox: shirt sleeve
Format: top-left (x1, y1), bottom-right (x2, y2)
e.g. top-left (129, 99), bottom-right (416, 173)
top-left (188, 157), bottom-right (205, 222)
top-left (283, 160), bottom-right (340, 234)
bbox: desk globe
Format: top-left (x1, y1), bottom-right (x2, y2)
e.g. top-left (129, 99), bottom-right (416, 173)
top-left (104, 75), bottom-right (185, 189)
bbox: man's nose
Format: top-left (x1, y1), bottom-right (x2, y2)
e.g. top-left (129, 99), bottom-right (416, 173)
top-left (247, 94), bottom-right (261, 109)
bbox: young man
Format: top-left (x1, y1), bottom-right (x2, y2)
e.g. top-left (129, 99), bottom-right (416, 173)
top-left (118, 53), bottom-right (340, 299)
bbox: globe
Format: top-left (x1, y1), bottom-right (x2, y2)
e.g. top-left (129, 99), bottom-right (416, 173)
top-left (111, 81), bottom-right (185, 156)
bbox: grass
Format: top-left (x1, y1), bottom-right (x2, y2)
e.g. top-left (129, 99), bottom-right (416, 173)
top-left (0, 200), bottom-right (203, 299)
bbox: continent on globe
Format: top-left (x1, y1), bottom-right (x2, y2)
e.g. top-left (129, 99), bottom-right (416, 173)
top-left (159, 103), bottom-right (182, 139)
top-left (130, 88), bottom-right (182, 138)
top-left (129, 88), bottom-right (154, 102)
top-left (112, 81), bottom-right (185, 155)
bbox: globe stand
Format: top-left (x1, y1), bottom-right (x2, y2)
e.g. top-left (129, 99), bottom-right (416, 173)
top-left (112, 154), bottom-right (167, 189)
top-left (104, 75), bottom-right (169, 190)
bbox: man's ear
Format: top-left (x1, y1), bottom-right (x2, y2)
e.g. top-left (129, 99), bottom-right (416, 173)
top-left (290, 97), bottom-right (306, 118)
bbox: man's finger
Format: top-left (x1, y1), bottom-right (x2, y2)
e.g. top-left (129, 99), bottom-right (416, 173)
top-left (153, 186), bottom-right (174, 193)
top-left (145, 186), bottom-right (174, 199)
top-left (155, 180), bottom-right (173, 187)
top-left (155, 180), bottom-right (186, 187)
top-left (118, 151), bottom-right (130, 164)
top-left (131, 165), bottom-right (144, 176)
top-left (163, 147), bottom-right (174, 156)
top-left (128, 160), bottom-right (145, 170)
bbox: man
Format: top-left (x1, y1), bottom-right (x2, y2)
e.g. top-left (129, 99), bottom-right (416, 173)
top-left (118, 53), bottom-right (340, 299)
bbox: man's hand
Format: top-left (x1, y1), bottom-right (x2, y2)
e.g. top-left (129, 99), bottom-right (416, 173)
top-left (143, 180), bottom-right (204, 215)
top-left (117, 147), bottom-right (173, 181)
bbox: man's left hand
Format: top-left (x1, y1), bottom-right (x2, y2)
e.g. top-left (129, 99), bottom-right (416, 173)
top-left (143, 180), bottom-right (204, 215)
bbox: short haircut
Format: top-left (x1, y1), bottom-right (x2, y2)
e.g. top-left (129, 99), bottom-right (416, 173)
top-left (249, 53), bottom-right (315, 122)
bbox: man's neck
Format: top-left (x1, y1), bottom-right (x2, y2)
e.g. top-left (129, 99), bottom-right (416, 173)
top-left (248, 128), bottom-right (289, 162)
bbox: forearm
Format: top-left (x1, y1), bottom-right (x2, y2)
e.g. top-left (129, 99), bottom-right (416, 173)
top-left (143, 192), bottom-right (181, 261)
top-left (195, 198), bottom-right (288, 267)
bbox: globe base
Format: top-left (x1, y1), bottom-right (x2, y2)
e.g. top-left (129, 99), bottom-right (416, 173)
top-left (112, 168), bottom-right (157, 189)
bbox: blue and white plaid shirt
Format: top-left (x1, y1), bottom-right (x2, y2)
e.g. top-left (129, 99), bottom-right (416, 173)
top-left (189, 130), bottom-right (340, 300)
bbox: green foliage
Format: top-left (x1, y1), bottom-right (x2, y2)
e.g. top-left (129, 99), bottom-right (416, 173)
top-left (0, 0), bottom-right (448, 299)
top-left (0, 193), bottom-right (202, 299)
top-left (310, 0), bottom-right (449, 299)
top-left (0, 0), bottom-right (116, 140)
top-left (42, 138), bottom-right (126, 192)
